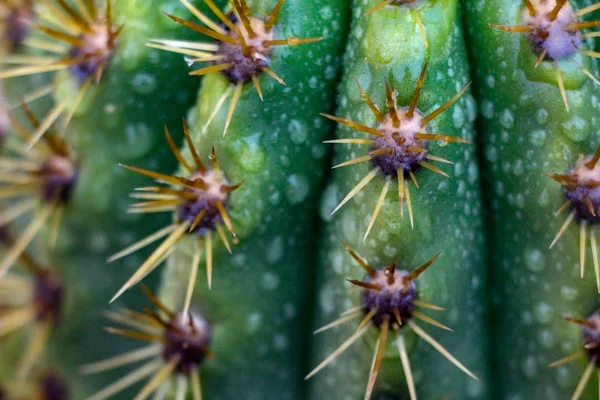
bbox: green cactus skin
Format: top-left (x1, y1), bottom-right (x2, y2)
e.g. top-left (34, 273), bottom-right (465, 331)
top-left (0, 0), bottom-right (226, 397)
top-left (462, 0), bottom-right (600, 398)
top-left (305, 1), bottom-right (490, 399)
top-left (143, 1), bottom-right (351, 399)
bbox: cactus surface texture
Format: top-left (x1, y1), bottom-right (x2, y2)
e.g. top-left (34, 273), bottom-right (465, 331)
top-left (3, 1), bottom-right (600, 400)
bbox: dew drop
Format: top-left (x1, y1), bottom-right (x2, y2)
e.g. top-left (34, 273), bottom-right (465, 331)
top-left (246, 312), bottom-right (262, 334)
top-left (274, 334), bottom-right (289, 351)
top-left (288, 119), bottom-right (308, 144)
top-left (556, 365), bottom-right (574, 389)
top-left (285, 174), bottom-right (310, 204)
top-left (500, 109), bottom-right (515, 129)
top-left (466, 378), bottom-right (483, 398)
top-left (534, 302), bottom-right (554, 325)
top-left (481, 100), bottom-right (494, 119)
top-left (535, 108), bottom-right (549, 124)
top-left (262, 272), bottom-right (280, 291)
top-left (521, 356), bottom-right (537, 379)
top-left (530, 130), bottom-right (547, 147)
top-left (561, 116), bottom-right (590, 142)
top-left (538, 189), bottom-right (549, 207)
top-left (131, 73), bottom-right (157, 94)
top-left (312, 144), bottom-right (327, 160)
top-left (466, 95), bottom-right (478, 123)
top-left (120, 123), bottom-right (156, 160)
top-left (486, 146), bottom-right (498, 162)
top-left (319, 184), bottom-right (338, 222)
top-left (266, 236), bottom-right (283, 263)
top-left (229, 133), bottom-right (267, 172)
top-left (538, 328), bottom-right (555, 348)
top-left (452, 104), bottom-right (465, 129)
top-left (560, 286), bottom-right (578, 301)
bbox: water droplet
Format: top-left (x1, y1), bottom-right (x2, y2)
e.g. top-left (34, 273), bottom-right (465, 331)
top-left (274, 334), bottom-right (289, 351)
top-left (229, 133), bottom-right (267, 172)
top-left (561, 116), bottom-right (590, 142)
top-left (466, 95), bottom-right (478, 123)
top-left (516, 193), bottom-right (525, 208)
top-left (500, 109), bottom-right (515, 129)
top-left (452, 104), bottom-right (465, 128)
top-left (119, 123), bottom-right (156, 160)
top-left (486, 146), bottom-right (498, 162)
top-left (104, 103), bottom-right (117, 115)
top-left (521, 356), bottom-right (537, 379)
top-left (283, 303), bottom-right (296, 319)
top-left (184, 57), bottom-right (195, 67)
top-left (89, 232), bottom-right (109, 252)
top-left (534, 302), bottom-right (554, 324)
top-left (319, 184), bottom-right (338, 222)
top-left (556, 365), bottom-right (574, 389)
top-left (468, 162), bottom-right (479, 184)
top-left (538, 188), bottom-right (549, 207)
top-left (262, 272), bottom-right (280, 291)
top-left (331, 250), bottom-right (345, 274)
top-left (466, 378), bottom-right (483, 398)
top-left (285, 174), bottom-right (310, 204)
top-left (513, 159), bottom-right (524, 176)
top-left (266, 236), bottom-right (283, 263)
top-left (268, 191), bottom-right (281, 206)
top-left (319, 284), bottom-right (336, 315)
top-left (538, 328), bottom-right (555, 348)
top-left (481, 100), bottom-right (494, 119)
top-left (289, 119), bottom-right (308, 144)
top-left (530, 129), bottom-right (547, 147)
top-left (536, 108), bottom-right (549, 124)
top-left (560, 286), bottom-right (578, 301)
top-left (246, 312), bottom-right (262, 334)
top-left (131, 73), bottom-right (157, 94)
top-left (347, 62), bottom-right (372, 102)
top-left (312, 144), bottom-right (327, 160)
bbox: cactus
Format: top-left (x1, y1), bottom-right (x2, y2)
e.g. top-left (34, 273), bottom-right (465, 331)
top-left (463, 0), bottom-right (600, 399)
top-left (305, 2), bottom-right (489, 399)
top-left (5, 0), bottom-right (600, 399)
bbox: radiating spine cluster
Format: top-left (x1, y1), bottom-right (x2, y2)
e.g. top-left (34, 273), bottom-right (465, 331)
top-left (0, 0), bottom-right (121, 145)
top-left (491, 0), bottom-right (600, 110)
top-left (548, 147), bottom-right (600, 291)
top-left (0, 229), bottom-right (63, 381)
top-left (549, 311), bottom-right (600, 400)
top-left (0, 104), bottom-right (77, 279)
top-left (109, 120), bottom-right (243, 314)
top-left (82, 286), bottom-right (212, 400)
top-left (150, 0), bottom-right (321, 136)
top-left (306, 244), bottom-right (476, 400)
top-left (324, 61), bottom-right (470, 238)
